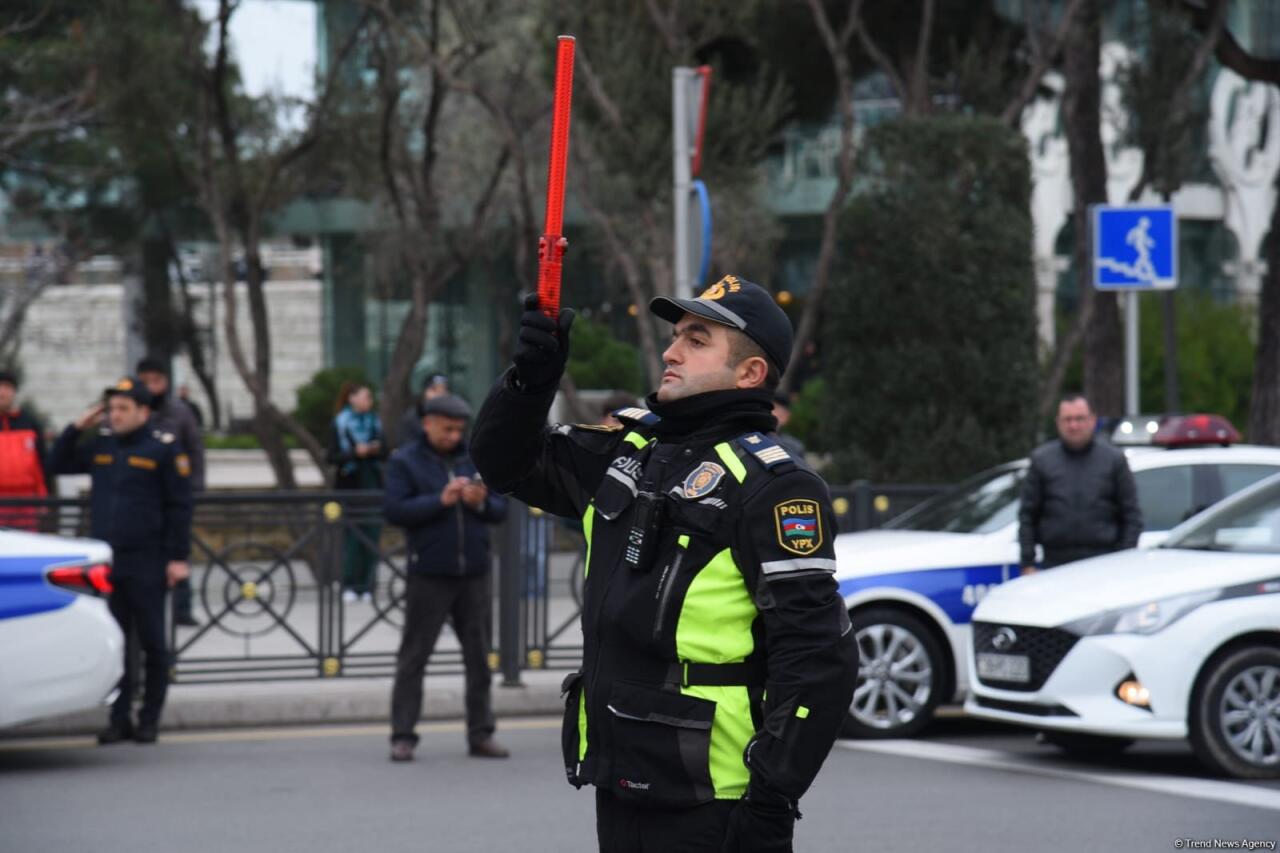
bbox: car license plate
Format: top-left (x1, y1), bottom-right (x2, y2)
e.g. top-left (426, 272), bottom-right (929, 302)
top-left (977, 653), bottom-right (1031, 683)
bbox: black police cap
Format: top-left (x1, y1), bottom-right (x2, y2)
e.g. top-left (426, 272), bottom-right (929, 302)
top-left (649, 275), bottom-right (794, 373)
top-left (103, 376), bottom-right (153, 406)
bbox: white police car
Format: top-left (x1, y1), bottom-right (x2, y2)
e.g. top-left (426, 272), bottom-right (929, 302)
top-left (965, 473), bottom-right (1280, 779)
top-left (835, 418), bottom-right (1280, 739)
top-left (0, 528), bottom-right (123, 729)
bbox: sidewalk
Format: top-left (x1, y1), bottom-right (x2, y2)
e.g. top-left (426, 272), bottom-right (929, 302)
top-left (4, 669), bottom-right (568, 738)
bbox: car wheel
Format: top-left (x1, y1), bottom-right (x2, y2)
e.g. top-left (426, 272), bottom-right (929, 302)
top-left (1037, 730), bottom-right (1134, 759)
top-left (841, 608), bottom-right (945, 739)
top-left (1189, 645), bottom-right (1280, 779)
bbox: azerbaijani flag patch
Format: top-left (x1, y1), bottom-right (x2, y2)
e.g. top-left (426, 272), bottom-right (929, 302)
top-left (774, 499), bottom-right (823, 555)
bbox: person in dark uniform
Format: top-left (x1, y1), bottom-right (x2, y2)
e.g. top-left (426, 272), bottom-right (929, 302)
top-left (137, 356), bottom-right (205, 626)
top-left (50, 377), bottom-right (193, 745)
top-left (471, 276), bottom-right (858, 853)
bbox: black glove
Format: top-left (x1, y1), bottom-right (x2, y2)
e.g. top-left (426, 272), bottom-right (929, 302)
top-left (720, 789), bottom-right (797, 853)
top-left (512, 292), bottom-right (575, 392)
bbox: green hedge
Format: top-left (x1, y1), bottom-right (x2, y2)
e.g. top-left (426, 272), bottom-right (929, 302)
top-left (822, 115), bottom-right (1040, 483)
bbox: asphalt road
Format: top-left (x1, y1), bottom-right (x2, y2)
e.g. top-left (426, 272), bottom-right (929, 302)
top-left (1, 716), bottom-right (1277, 853)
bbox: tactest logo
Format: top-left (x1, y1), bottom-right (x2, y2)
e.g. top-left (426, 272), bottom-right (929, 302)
top-left (619, 778), bottom-right (651, 791)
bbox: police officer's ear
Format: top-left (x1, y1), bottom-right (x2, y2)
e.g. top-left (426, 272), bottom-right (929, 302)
top-left (733, 355), bottom-right (770, 390)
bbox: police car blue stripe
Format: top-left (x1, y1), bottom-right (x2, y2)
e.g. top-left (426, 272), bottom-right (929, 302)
top-left (0, 554), bottom-right (84, 620)
top-left (838, 564), bottom-right (1010, 625)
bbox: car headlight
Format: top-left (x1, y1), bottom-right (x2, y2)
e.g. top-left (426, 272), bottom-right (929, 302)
top-left (1063, 589), bottom-right (1221, 636)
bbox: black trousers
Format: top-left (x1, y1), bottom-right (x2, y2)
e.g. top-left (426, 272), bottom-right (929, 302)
top-left (172, 577), bottom-right (195, 619)
top-left (390, 573), bottom-right (495, 745)
top-left (595, 789), bottom-right (736, 853)
top-left (108, 574), bottom-right (169, 727)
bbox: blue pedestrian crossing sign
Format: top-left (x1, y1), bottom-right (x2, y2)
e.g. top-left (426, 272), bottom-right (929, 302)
top-left (1092, 205), bottom-right (1177, 290)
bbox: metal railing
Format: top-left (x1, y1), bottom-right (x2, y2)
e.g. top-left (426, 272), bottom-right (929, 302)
top-left (1, 479), bottom-right (948, 685)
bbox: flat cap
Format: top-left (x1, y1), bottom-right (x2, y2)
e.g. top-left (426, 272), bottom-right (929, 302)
top-left (421, 393), bottom-right (472, 420)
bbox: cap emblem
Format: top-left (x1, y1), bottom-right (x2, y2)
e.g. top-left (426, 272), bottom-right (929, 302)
top-left (700, 275), bottom-right (742, 301)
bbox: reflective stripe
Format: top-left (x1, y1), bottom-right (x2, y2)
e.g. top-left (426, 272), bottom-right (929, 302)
top-left (713, 442), bottom-right (747, 483)
top-left (623, 431), bottom-right (648, 449)
top-left (680, 684), bottom-right (752, 799)
top-left (578, 504), bottom-right (595, 760)
top-left (676, 547), bottom-right (756, 798)
top-left (796, 705), bottom-right (810, 719)
top-left (604, 466), bottom-right (638, 495)
top-left (761, 557), bottom-right (837, 576)
top-left (582, 504), bottom-right (595, 578)
top-left (577, 690), bottom-right (588, 762)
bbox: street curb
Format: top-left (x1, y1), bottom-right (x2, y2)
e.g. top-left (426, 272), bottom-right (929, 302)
top-left (2, 671), bottom-right (568, 738)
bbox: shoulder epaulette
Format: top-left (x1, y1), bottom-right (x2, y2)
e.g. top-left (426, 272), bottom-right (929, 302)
top-left (736, 432), bottom-right (792, 470)
top-left (612, 407), bottom-right (661, 427)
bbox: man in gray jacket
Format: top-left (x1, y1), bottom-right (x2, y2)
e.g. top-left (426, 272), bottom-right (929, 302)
top-left (1019, 394), bottom-right (1142, 574)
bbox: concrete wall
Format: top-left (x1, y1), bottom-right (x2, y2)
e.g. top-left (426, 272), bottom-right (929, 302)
top-left (15, 280), bottom-right (324, 430)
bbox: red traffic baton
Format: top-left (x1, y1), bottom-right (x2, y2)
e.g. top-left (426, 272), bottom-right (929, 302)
top-left (538, 35), bottom-right (576, 320)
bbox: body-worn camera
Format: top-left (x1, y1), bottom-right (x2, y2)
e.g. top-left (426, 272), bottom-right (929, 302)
top-left (623, 491), bottom-right (665, 573)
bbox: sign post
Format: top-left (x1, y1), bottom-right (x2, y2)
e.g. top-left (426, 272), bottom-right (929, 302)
top-left (672, 66), bottom-right (712, 299)
top-left (1091, 205), bottom-right (1178, 416)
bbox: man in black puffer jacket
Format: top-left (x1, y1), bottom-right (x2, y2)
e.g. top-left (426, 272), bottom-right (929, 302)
top-left (1019, 393), bottom-right (1143, 572)
top-left (384, 393), bottom-right (509, 761)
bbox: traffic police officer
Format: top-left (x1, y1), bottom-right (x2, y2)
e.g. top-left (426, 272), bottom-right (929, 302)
top-left (50, 377), bottom-right (193, 745)
top-left (472, 277), bottom-right (858, 853)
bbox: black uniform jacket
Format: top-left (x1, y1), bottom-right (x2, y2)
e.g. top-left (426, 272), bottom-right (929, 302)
top-left (471, 370), bottom-right (858, 808)
top-left (50, 424), bottom-right (194, 577)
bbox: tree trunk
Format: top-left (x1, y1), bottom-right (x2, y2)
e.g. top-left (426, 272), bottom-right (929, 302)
top-left (1248, 190), bottom-right (1280, 443)
top-left (141, 233), bottom-right (176, 361)
top-left (379, 287), bottom-right (431, 449)
top-left (1062, 0), bottom-right (1122, 415)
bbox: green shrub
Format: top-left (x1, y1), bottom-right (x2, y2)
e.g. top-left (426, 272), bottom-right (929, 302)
top-left (822, 115), bottom-right (1040, 483)
top-left (567, 316), bottom-right (645, 394)
top-left (786, 377), bottom-right (827, 452)
top-left (1137, 292), bottom-right (1254, 433)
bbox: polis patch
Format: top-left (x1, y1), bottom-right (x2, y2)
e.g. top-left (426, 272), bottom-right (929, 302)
top-left (774, 499), bottom-right (822, 555)
top-left (681, 461), bottom-right (725, 499)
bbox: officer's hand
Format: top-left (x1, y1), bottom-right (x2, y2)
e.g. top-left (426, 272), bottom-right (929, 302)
top-left (75, 403), bottom-right (104, 431)
top-left (166, 561), bottom-right (190, 588)
top-left (1020, 566), bottom-right (1038, 576)
top-left (355, 442), bottom-right (371, 458)
top-left (512, 293), bottom-right (575, 392)
top-left (721, 794), bottom-right (795, 853)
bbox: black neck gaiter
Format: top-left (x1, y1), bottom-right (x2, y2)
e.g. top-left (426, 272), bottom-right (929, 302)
top-left (644, 388), bottom-right (777, 441)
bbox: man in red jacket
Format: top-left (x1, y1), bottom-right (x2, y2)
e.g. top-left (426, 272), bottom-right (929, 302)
top-left (0, 370), bottom-right (48, 530)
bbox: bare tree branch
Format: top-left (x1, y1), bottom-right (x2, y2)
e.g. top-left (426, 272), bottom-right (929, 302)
top-left (1000, 0), bottom-right (1088, 126)
top-left (782, 0), bottom-right (865, 392)
top-left (910, 0), bottom-right (936, 113)
top-left (1180, 0), bottom-right (1280, 84)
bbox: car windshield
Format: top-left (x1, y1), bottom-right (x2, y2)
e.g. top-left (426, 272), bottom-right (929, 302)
top-left (887, 467), bottom-right (1024, 534)
top-left (1166, 479), bottom-right (1280, 554)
